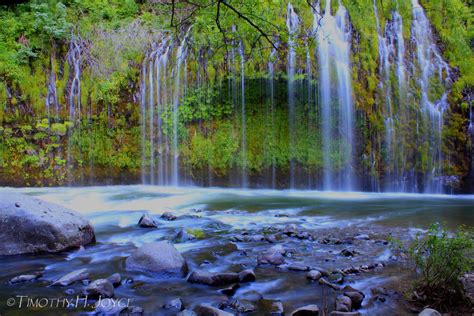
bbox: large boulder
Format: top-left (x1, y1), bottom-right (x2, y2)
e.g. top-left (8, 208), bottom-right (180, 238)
top-left (125, 241), bottom-right (188, 278)
top-left (0, 192), bottom-right (95, 256)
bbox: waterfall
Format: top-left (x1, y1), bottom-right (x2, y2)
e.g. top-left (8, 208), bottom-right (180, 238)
top-left (287, 2), bottom-right (299, 188)
top-left (316, 0), bottom-right (355, 191)
top-left (268, 46), bottom-right (277, 189)
top-left (45, 52), bottom-right (58, 120)
top-left (67, 36), bottom-right (81, 122)
top-left (411, 0), bottom-right (451, 193)
top-left (239, 40), bottom-right (248, 188)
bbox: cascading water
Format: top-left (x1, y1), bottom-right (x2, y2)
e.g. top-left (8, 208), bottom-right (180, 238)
top-left (316, 0), bottom-right (355, 191)
top-left (411, 0), bottom-right (452, 193)
top-left (268, 46), bottom-right (278, 189)
top-left (238, 40), bottom-right (248, 188)
top-left (286, 2), bottom-right (299, 188)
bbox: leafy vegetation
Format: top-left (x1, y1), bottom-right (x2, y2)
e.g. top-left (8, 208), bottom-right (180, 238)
top-left (408, 223), bottom-right (473, 310)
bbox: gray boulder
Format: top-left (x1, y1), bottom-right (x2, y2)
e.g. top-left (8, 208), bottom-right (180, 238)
top-left (0, 192), bottom-right (95, 255)
top-left (85, 279), bottom-right (114, 298)
top-left (126, 241), bottom-right (188, 278)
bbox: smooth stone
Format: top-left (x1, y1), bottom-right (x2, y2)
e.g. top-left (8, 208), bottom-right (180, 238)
top-left (94, 298), bottom-right (127, 314)
top-left (290, 304), bottom-right (319, 315)
top-left (188, 270), bottom-right (239, 286)
top-left (258, 246), bottom-right (286, 265)
top-left (175, 228), bottom-right (196, 242)
top-left (125, 241), bottom-right (188, 277)
top-left (0, 192), bottom-right (95, 255)
top-left (419, 308), bottom-right (441, 316)
top-left (163, 297), bottom-right (184, 310)
top-left (288, 262), bottom-right (309, 271)
top-left (161, 211), bottom-right (177, 221)
top-left (340, 249), bottom-right (355, 257)
top-left (335, 295), bottom-right (352, 312)
top-left (107, 273), bottom-right (121, 287)
top-left (354, 234), bottom-right (369, 240)
top-left (343, 291), bottom-right (364, 309)
top-left (270, 301), bottom-right (284, 315)
top-left (9, 272), bottom-right (43, 284)
top-left (238, 269), bottom-right (256, 282)
top-left (306, 270), bottom-right (322, 281)
top-left (51, 268), bottom-right (89, 286)
top-left (237, 290), bottom-right (263, 302)
top-left (85, 279), bottom-right (114, 298)
top-left (219, 284), bottom-right (240, 296)
top-left (195, 304), bottom-right (233, 316)
top-left (138, 213), bottom-right (157, 228)
top-left (178, 310), bottom-right (198, 316)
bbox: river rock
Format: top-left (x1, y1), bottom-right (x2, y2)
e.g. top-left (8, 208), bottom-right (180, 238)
top-left (219, 283), bottom-right (240, 296)
top-left (138, 213), bottom-right (157, 228)
top-left (85, 278), bottom-right (114, 298)
top-left (290, 304), bottom-right (319, 315)
top-left (161, 211), bottom-right (177, 221)
top-left (335, 295), bottom-right (352, 312)
top-left (283, 224), bottom-right (298, 235)
top-left (94, 298), bottom-right (128, 314)
top-left (195, 304), bottom-right (233, 316)
top-left (0, 192), bottom-right (95, 255)
top-left (340, 249), bottom-right (355, 257)
top-left (354, 234), bottom-right (369, 240)
top-left (163, 297), bottom-right (184, 310)
top-left (306, 270), bottom-right (322, 281)
top-left (225, 299), bottom-right (255, 313)
top-left (187, 270), bottom-right (239, 286)
top-left (125, 241), bottom-right (188, 277)
top-left (288, 262), bottom-right (309, 271)
top-left (258, 246), bottom-right (286, 265)
top-left (270, 301), bottom-right (285, 315)
top-left (238, 269), bottom-right (256, 282)
top-left (107, 273), bottom-right (121, 287)
top-left (418, 308), bottom-right (441, 316)
top-left (175, 228), bottom-right (196, 242)
top-left (9, 271), bottom-right (43, 284)
top-left (51, 268), bottom-right (89, 286)
top-left (343, 291), bottom-right (364, 309)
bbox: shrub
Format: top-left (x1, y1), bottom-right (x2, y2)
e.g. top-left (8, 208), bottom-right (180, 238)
top-left (409, 223), bottom-right (473, 310)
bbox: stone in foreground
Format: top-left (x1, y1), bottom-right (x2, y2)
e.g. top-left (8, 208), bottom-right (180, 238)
top-left (51, 268), bottom-right (89, 286)
top-left (291, 304), bottom-right (319, 315)
top-left (0, 192), bottom-right (95, 255)
top-left (85, 278), bottom-right (115, 298)
top-left (125, 241), bottom-right (188, 277)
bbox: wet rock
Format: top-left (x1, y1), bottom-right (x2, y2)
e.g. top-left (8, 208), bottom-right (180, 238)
top-left (237, 290), bottom-right (263, 302)
top-left (258, 246), bottom-right (286, 265)
top-left (0, 192), bottom-right (95, 255)
top-left (107, 273), bottom-right (121, 287)
top-left (290, 304), bottom-right (319, 315)
top-left (85, 279), bottom-right (114, 298)
top-left (161, 211), bottom-right (177, 221)
top-left (340, 249), bottom-right (355, 257)
top-left (306, 270), bottom-right (322, 281)
top-left (283, 224), bottom-right (297, 235)
top-left (51, 268), bottom-right (89, 286)
top-left (270, 301), bottom-right (284, 315)
top-left (9, 271), bottom-right (43, 284)
top-left (318, 277), bottom-right (340, 290)
top-left (371, 287), bottom-right (387, 296)
top-left (163, 297), bottom-right (184, 310)
top-left (138, 214), bottom-right (158, 228)
top-left (227, 299), bottom-right (255, 313)
top-left (138, 213), bottom-right (157, 228)
top-left (219, 283), bottom-right (240, 296)
top-left (354, 234), bottom-right (369, 240)
top-left (343, 291), bottom-right (364, 309)
top-left (125, 241), bottom-right (188, 278)
top-left (94, 298), bottom-right (127, 314)
top-left (330, 312), bottom-right (360, 316)
top-left (418, 308), bottom-right (441, 316)
top-left (288, 262), bottom-right (309, 271)
top-left (187, 270), bottom-right (239, 286)
top-left (335, 295), bottom-right (352, 312)
top-left (195, 304), bottom-right (233, 316)
top-left (178, 310), bottom-right (198, 316)
top-left (175, 228), bottom-right (196, 242)
top-left (129, 306), bottom-right (145, 314)
top-left (328, 272), bottom-right (344, 284)
top-left (238, 269), bottom-right (256, 282)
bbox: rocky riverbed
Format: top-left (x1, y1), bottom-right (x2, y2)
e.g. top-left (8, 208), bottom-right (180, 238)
top-left (0, 186), bottom-right (473, 315)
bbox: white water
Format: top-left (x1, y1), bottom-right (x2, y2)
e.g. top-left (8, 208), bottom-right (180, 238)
top-left (316, 0), bottom-right (355, 191)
